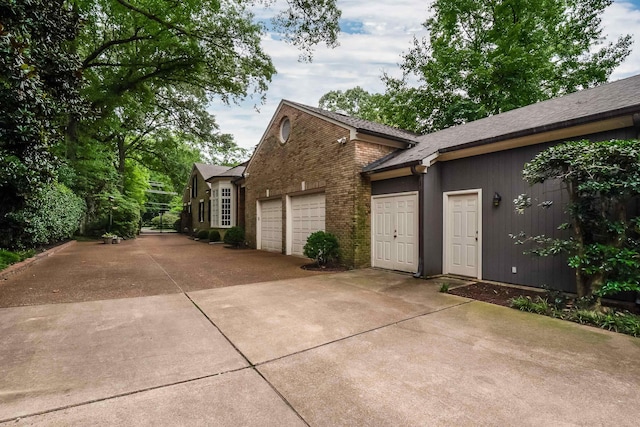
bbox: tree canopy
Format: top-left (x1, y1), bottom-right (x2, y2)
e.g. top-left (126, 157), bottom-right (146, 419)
top-left (320, 0), bottom-right (632, 134)
top-left (1, 0), bottom-right (342, 248)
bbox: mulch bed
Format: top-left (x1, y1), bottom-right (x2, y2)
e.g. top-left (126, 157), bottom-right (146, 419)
top-left (449, 281), bottom-right (640, 314)
top-left (448, 282), bottom-right (545, 307)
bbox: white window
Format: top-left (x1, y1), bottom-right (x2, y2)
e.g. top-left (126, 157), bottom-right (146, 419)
top-left (209, 184), bottom-right (235, 228)
top-left (211, 189), bottom-right (219, 227)
top-left (221, 188), bottom-right (232, 226)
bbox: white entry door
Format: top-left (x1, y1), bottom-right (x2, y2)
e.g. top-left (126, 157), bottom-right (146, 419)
top-left (290, 193), bottom-right (325, 256)
top-left (372, 193), bottom-right (418, 273)
top-left (445, 193), bottom-right (479, 278)
top-left (258, 199), bottom-right (282, 252)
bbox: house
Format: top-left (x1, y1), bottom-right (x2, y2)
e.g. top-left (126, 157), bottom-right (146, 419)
top-left (364, 74), bottom-right (640, 291)
top-left (181, 163), bottom-right (245, 235)
top-left (243, 100), bottom-right (421, 268)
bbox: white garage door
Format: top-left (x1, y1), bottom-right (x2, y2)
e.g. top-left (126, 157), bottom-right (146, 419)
top-left (291, 193), bottom-right (325, 256)
top-left (372, 193), bottom-right (418, 273)
top-left (258, 199), bottom-right (282, 252)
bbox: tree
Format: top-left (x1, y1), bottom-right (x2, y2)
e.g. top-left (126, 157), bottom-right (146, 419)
top-left (514, 139), bottom-right (640, 302)
top-left (387, 0), bottom-right (632, 133)
top-left (63, 0), bottom-right (340, 236)
top-left (0, 0), bottom-right (84, 247)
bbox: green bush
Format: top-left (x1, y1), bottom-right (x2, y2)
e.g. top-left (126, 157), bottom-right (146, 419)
top-left (208, 230), bottom-right (221, 242)
top-left (151, 212), bottom-right (179, 229)
top-left (509, 296), bottom-right (550, 315)
top-left (303, 231), bottom-right (340, 265)
top-left (4, 183), bottom-right (85, 248)
top-left (173, 218), bottom-right (181, 231)
top-left (109, 196), bottom-right (140, 238)
top-left (223, 226), bottom-right (245, 247)
top-left (197, 229), bottom-right (209, 239)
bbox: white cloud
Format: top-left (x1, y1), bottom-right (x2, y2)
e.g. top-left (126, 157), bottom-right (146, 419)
top-left (209, 0), bottom-right (640, 152)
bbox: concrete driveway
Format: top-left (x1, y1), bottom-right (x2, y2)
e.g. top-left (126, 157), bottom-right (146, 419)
top-left (1, 238), bottom-right (639, 425)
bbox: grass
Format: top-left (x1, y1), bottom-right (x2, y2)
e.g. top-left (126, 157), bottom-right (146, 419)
top-left (0, 249), bottom-right (36, 271)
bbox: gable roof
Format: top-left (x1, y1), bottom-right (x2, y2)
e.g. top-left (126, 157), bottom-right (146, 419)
top-left (194, 163), bottom-right (231, 180)
top-left (206, 163), bottom-right (246, 180)
top-left (365, 74), bottom-right (640, 173)
top-left (285, 100), bottom-right (422, 145)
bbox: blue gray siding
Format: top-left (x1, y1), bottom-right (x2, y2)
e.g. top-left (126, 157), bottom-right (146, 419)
top-left (422, 127), bottom-right (638, 292)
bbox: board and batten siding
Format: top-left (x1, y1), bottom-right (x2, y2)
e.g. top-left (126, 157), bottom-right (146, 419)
top-left (422, 127), bottom-right (638, 292)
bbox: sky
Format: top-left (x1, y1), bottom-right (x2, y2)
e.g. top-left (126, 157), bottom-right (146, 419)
top-left (208, 0), bottom-right (640, 152)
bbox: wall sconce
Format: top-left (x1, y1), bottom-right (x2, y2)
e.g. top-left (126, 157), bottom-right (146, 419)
top-left (493, 192), bottom-right (502, 207)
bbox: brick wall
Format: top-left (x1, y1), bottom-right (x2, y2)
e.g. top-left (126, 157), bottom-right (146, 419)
top-left (181, 168), bottom-right (211, 234)
top-left (245, 104), bottom-right (395, 267)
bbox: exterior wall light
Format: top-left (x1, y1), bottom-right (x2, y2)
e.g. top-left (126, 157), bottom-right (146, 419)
top-left (493, 192), bottom-right (502, 207)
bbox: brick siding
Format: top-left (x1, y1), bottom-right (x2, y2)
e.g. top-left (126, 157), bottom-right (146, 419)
top-left (245, 105), bottom-right (395, 267)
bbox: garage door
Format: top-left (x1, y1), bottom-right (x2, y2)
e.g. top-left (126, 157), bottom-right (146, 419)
top-left (258, 199), bottom-right (282, 252)
top-left (372, 193), bottom-right (418, 273)
top-left (291, 193), bottom-right (325, 256)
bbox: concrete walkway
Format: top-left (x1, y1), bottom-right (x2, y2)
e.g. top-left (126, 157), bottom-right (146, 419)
top-left (1, 238), bottom-right (639, 425)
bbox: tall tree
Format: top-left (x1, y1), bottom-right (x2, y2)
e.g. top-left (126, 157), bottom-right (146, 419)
top-left (0, 0), bottom-right (84, 247)
top-left (392, 0), bottom-right (633, 133)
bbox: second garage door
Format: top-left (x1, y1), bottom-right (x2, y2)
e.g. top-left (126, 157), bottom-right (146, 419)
top-left (372, 193), bottom-right (418, 273)
top-left (290, 193), bottom-right (325, 256)
top-left (259, 199), bottom-right (282, 252)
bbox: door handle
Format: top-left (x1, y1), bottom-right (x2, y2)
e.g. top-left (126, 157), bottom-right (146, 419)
top-left (394, 230), bottom-right (397, 239)
top-left (475, 230), bottom-right (478, 241)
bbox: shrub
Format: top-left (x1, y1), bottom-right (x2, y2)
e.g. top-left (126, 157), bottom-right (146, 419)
top-left (223, 226), bottom-right (245, 247)
top-left (303, 231), bottom-right (340, 266)
top-left (510, 296), bottom-right (550, 315)
top-left (439, 283), bottom-right (450, 293)
top-left (197, 229), bottom-right (209, 239)
top-left (151, 212), bottom-right (179, 229)
top-left (173, 219), bottom-right (181, 231)
top-left (208, 230), bottom-right (221, 242)
top-left (4, 183), bottom-right (85, 248)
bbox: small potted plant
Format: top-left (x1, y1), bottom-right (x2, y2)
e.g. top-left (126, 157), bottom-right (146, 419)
top-left (101, 233), bottom-right (116, 244)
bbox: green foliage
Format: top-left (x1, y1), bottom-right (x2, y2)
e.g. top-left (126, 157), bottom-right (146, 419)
top-left (208, 230), bottom-right (221, 242)
top-left (318, 87), bottom-right (391, 124)
top-left (516, 139), bottom-right (640, 299)
top-left (0, 249), bottom-right (36, 270)
top-left (510, 296), bottom-right (551, 315)
top-left (3, 183), bottom-right (86, 249)
top-left (197, 230), bottom-right (209, 240)
top-left (151, 213), bottom-right (179, 229)
top-left (223, 226), bottom-right (245, 247)
top-left (0, 0), bottom-right (84, 248)
top-left (382, 0), bottom-right (632, 133)
top-left (173, 219), bottom-right (181, 232)
top-left (303, 231), bottom-right (340, 266)
top-left (439, 283), bottom-right (450, 293)
top-left (109, 196), bottom-right (140, 239)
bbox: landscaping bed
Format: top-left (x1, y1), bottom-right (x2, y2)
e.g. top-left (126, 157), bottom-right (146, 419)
top-left (448, 281), bottom-right (640, 337)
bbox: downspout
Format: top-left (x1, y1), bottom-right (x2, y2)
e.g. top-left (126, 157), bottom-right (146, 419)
top-left (411, 165), bottom-right (424, 279)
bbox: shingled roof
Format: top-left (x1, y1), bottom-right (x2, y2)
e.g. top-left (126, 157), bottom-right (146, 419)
top-left (194, 163), bottom-right (231, 180)
top-left (365, 74), bottom-right (640, 173)
top-left (285, 100), bottom-right (422, 145)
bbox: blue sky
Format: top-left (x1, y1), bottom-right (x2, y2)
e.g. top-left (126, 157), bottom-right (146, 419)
top-left (208, 0), bottom-right (640, 152)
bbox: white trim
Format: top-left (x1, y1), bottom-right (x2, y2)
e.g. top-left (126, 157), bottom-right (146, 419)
top-left (285, 195), bottom-right (293, 255)
top-left (442, 189), bottom-right (482, 280)
top-left (256, 200), bottom-right (262, 249)
top-left (370, 191), bottom-right (419, 273)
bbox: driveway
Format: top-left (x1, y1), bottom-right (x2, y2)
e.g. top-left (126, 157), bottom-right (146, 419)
top-left (0, 233), bottom-right (321, 307)
top-left (1, 238), bottom-right (639, 425)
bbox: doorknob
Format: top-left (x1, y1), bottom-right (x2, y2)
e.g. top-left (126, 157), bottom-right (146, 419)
top-left (394, 229), bottom-right (397, 239)
top-left (475, 230), bottom-right (478, 241)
